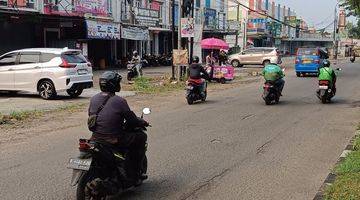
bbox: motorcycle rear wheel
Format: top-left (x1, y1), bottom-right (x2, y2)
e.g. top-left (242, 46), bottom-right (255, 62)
top-left (77, 171), bottom-right (106, 200)
top-left (321, 96), bottom-right (327, 104)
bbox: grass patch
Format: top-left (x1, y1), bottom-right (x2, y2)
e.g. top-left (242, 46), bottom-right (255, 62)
top-left (335, 151), bottom-right (360, 175)
top-left (0, 110), bottom-right (44, 125)
top-left (0, 103), bottom-right (86, 126)
top-left (133, 76), bottom-right (185, 94)
top-left (354, 136), bottom-right (360, 151)
top-left (325, 173), bottom-right (360, 200)
top-left (324, 129), bottom-right (360, 199)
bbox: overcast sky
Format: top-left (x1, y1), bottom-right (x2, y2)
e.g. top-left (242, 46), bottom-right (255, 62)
top-left (275, 0), bottom-right (356, 29)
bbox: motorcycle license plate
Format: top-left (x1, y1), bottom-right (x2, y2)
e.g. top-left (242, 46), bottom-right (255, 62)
top-left (319, 85), bottom-right (328, 89)
top-left (68, 158), bottom-right (92, 171)
top-left (186, 86), bottom-right (194, 90)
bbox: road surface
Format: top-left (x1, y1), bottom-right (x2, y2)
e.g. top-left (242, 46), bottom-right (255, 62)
top-left (1, 60), bottom-right (360, 200)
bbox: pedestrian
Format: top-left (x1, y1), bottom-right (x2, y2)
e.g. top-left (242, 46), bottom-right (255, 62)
top-left (206, 52), bottom-right (215, 66)
top-left (219, 50), bottom-right (228, 66)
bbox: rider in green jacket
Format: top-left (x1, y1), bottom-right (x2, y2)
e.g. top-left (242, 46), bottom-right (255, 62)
top-left (262, 63), bottom-right (285, 94)
top-left (318, 60), bottom-right (337, 94)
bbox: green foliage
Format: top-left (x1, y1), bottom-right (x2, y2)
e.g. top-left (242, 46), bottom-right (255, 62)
top-left (325, 173), bottom-right (360, 200)
top-left (335, 151), bottom-right (360, 175)
top-left (342, 0), bottom-right (360, 17)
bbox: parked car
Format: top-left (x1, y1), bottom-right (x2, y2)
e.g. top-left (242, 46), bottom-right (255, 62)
top-left (228, 47), bottom-right (281, 67)
top-left (295, 47), bottom-right (329, 77)
top-left (0, 48), bottom-right (93, 100)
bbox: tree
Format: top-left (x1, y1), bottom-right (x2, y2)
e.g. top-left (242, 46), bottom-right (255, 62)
top-left (347, 20), bottom-right (360, 38)
top-left (342, 0), bottom-right (360, 17)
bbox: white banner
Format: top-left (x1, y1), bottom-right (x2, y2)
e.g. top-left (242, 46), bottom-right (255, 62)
top-left (86, 20), bottom-right (120, 40)
top-left (121, 26), bottom-right (149, 41)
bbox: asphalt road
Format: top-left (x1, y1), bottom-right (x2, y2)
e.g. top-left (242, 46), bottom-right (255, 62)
top-left (1, 60), bottom-right (360, 200)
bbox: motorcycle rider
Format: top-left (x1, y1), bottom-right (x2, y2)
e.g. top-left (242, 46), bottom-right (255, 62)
top-left (188, 56), bottom-right (210, 95)
top-left (89, 71), bottom-right (148, 185)
top-left (262, 63), bottom-right (285, 94)
top-left (131, 51), bottom-right (142, 76)
top-left (318, 60), bottom-right (337, 95)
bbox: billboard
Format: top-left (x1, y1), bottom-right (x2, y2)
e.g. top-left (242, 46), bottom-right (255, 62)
top-left (181, 18), bottom-right (195, 38)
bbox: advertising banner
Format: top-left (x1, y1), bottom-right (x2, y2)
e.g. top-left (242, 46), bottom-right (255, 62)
top-left (181, 18), bottom-right (195, 38)
top-left (76, 0), bottom-right (109, 16)
top-left (86, 20), bottom-right (120, 40)
top-left (121, 26), bottom-right (149, 41)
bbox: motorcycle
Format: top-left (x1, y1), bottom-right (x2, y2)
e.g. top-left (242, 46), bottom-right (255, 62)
top-left (127, 61), bottom-right (146, 81)
top-left (262, 81), bottom-right (281, 105)
top-left (316, 68), bottom-right (340, 104)
top-left (317, 80), bottom-right (335, 103)
top-left (68, 108), bottom-right (151, 200)
top-left (186, 79), bottom-right (207, 105)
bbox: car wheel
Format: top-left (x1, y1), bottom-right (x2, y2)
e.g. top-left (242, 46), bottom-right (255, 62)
top-left (67, 89), bottom-right (83, 98)
top-left (38, 80), bottom-right (57, 100)
top-left (231, 60), bottom-right (241, 68)
top-left (263, 60), bottom-right (270, 66)
top-left (296, 72), bottom-right (301, 77)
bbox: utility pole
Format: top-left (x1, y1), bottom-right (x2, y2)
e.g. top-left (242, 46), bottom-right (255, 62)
top-left (235, 3), bottom-right (240, 47)
top-left (333, 1), bottom-right (339, 60)
top-left (178, 0), bottom-right (182, 50)
top-left (171, 0), bottom-right (176, 79)
top-left (189, 0), bottom-right (194, 64)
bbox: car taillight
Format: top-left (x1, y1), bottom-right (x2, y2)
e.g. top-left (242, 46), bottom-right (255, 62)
top-left (60, 58), bottom-right (76, 68)
top-left (314, 59), bottom-right (320, 64)
top-left (79, 139), bottom-right (91, 150)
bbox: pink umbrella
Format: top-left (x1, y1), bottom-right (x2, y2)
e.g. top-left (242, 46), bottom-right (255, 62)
top-left (201, 37), bottom-right (229, 50)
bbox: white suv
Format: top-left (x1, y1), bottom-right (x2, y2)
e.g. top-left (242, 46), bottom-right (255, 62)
top-left (0, 48), bottom-right (93, 99)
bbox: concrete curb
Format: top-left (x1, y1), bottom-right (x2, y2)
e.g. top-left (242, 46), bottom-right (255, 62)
top-left (313, 130), bottom-right (360, 200)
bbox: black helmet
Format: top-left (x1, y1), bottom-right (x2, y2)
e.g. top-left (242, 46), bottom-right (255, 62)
top-left (322, 60), bottom-right (330, 68)
top-left (193, 56), bottom-right (200, 63)
top-left (99, 71), bottom-right (122, 93)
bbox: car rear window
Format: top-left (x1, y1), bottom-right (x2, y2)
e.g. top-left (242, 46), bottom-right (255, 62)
top-left (297, 48), bottom-right (318, 56)
top-left (62, 52), bottom-right (87, 63)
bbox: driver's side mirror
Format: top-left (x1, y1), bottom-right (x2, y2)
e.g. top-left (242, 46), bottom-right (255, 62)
top-left (336, 68), bottom-right (342, 71)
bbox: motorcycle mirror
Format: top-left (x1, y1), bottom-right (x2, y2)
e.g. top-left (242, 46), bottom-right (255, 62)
top-left (282, 68), bottom-right (285, 72)
top-left (142, 108), bottom-right (151, 115)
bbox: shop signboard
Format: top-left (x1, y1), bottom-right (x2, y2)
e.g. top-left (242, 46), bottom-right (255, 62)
top-left (227, 20), bottom-right (241, 31)
top-left (75, 0), bottom-right (109, 16)
top-left (135, 7), bottom-right (160, 27)
top-left (181, 18), bottom-right (194, 38)
top-left (86, 20), bottom-right (120, 40)
top-left (204, 8), bottom-right (217, 30)
top-left (121, 26), bottom-right (150, 41)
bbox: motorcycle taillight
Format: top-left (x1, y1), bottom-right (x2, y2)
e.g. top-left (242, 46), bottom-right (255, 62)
top-left (319, 80), bottom-right (329, 85)
top-left (79, 139), bottom-right (91, 150)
